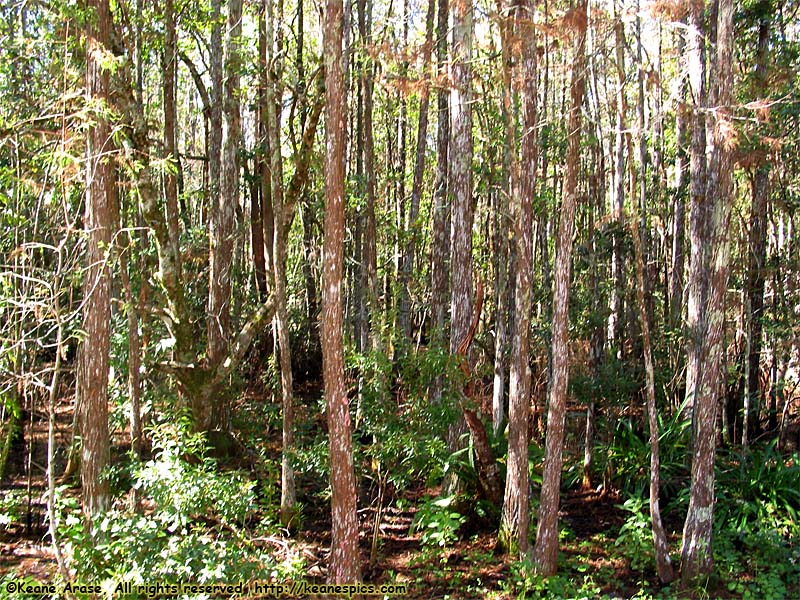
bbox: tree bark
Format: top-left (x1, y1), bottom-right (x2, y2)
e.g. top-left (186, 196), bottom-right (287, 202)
top-left (206, 0), bottom-right (243, 430)
top-left (443, 0), bottom-right (474, 496)
top-left (631, 216), bottom-right (674, 583)
top-left (323, 0), bottom-right (361, 583)
top-left (744, 5), bottom-right (770, 439)
top-left (533, 1), bottom-right (587, 575)
top-left (499, 0), bottom-right (537, 558)
top-left (681, 0), bottom-right (734, 584)
top-left (80, 0), bottom-right (113, 518)
top-left (430, 0), bottom-right (450, 403)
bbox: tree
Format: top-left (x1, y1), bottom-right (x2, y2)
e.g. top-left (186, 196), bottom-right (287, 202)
top-left (499, 0), bottom-right (537, 557)
top-left (681, 0), bottom-right (734, 583)
top-left (533, 0), bottom-right (587, 575)
top-left (206, 0), bottom-right (243, 431)
top-left (79, 0), bottom-right (114, 518)
top-left (323, 0), bottom-right (361, 583)
top-left (444, 0), bottom-right (474, 495)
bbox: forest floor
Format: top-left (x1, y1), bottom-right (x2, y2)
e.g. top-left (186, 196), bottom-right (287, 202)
top-left (0, 378), bottom-right (795, 599)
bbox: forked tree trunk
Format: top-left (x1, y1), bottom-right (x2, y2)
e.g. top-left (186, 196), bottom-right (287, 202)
top-left (80, 0), bottom-right (113, 518)
top-left (681, 0), bottom-right (734, 584)
top-left (533, 1), bottom-right (587, 576)
top-left (323, 0), bottom-right (361, 583)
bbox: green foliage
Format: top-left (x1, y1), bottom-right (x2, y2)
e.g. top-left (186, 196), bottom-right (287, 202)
top-left (615, 495), bottom-right (656, 576)
top-left (410, 495), bottom-right (465, 550)
top-left (501, 557), bottom-right (602, 600)
top-left (600, 409), bottom-right (690, 498)
top-left (57, 424), bottom-right (295, 589)
top-left (351, 346), bottom-right (461, 489)
top-left (715, 441), bottom-right (800, 538)
top-left (0, 489), bottom-right (23, 529)
top-left (715, 524), bottom-right (800, 600)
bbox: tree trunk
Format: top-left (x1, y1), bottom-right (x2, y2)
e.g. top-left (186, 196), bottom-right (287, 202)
top-left (163, 0), bottom-right (180, 262)
top-left (681, 0), bottom-right (734, 584)
top-left (745, 6), bottom-right (770, 439)
top-left (206, 0), bottom-right (242, 431)
top-left (80, 0), bottom-right (113, 518)
top-left (444, 0), bottom-right (474, 495)
top-left (631, 216), bottom-right (674, 583)
top-left (608, 3), bottom-right (627, 352)
top-left (323, 0), bottom-right (361, 583)
top-left (682, 0), bottom-right (709, 425)
top-left (430, 0), bottom-right (450, 403)
top-left (401, 0), bottom-right (435, 344)
top-left (533, 0), bottom-right (587, 575)
top-left (499, 0), bottom-right (537, 558)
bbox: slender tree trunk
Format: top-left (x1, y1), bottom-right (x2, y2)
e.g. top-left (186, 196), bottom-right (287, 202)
top-left (608, 3), bottom-right (627, 351)
top-left (401, 0), bottom-right (435, 344)
top-left (681, 0), bottom-right (734, 584)
top-left (745, 6), bottom-right (770, 439)
top-left (430, 0), bottom-right (450, 403)
top-left (499, 0), bottom-right (537, 558)
top-left (264, 0), bottom-right (296, 529)
top-left (682, 1), bottom-right (709, 424)
top-left (631, 216), bottom-right (674, 583)
top-left (163, 0), bottom-right (180, 260)
top-left (355, 0), bottom-right (379, 351)
top-left (323, 0), bottom-right (361, 582)
top-left (80, 0), bottom-right (113, 518)
top-left (533, 1), bottom-right (587, 575)
top-left (669, 25), bottom-right (688, 335)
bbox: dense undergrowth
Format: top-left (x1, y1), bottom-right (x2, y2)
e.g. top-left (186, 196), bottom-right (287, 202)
top-left (1, 346), bottom-right (799, 599)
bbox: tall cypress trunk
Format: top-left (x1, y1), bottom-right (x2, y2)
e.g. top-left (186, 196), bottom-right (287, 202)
top-left (681, 0), bottom-right (734, 583)
top-left (444, 0), bottom-right (474, 495)
top-left (80, 0), bottom-right (113, 518)
top-left (323, 0), bottom-right (361, 582)
top-left (499, 0), bottom-right (537, 557)
top-left (533, 1), bottom-right (587, 575)
top-left (430, 0), bottom-right (450, 403)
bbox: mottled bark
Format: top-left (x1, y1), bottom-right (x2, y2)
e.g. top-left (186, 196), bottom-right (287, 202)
top-left (400, 0), bottom-right (435, 343)
top-left (745, 7), bottom-right (770, 438)
top-left (206, 0), bottom-right (242, 430)
top-left (499, 0), bottom-right (537, 557)
top-left (533, 1), bottom-right (587, 575)
top-left (430, 0), bottom-right (450, 403)
top-left (683, 0), bottom-right (709, 424)
top-left (323, 0), bottom-right (361, 583)
top-left (443, 0), bottom-right (474, 495)
top-left (681, 0), bottom-right (734, 584)
top-left (631, 217), bottom-right (674, 583)
top-left (80, 0), bottom-right (113, 518)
